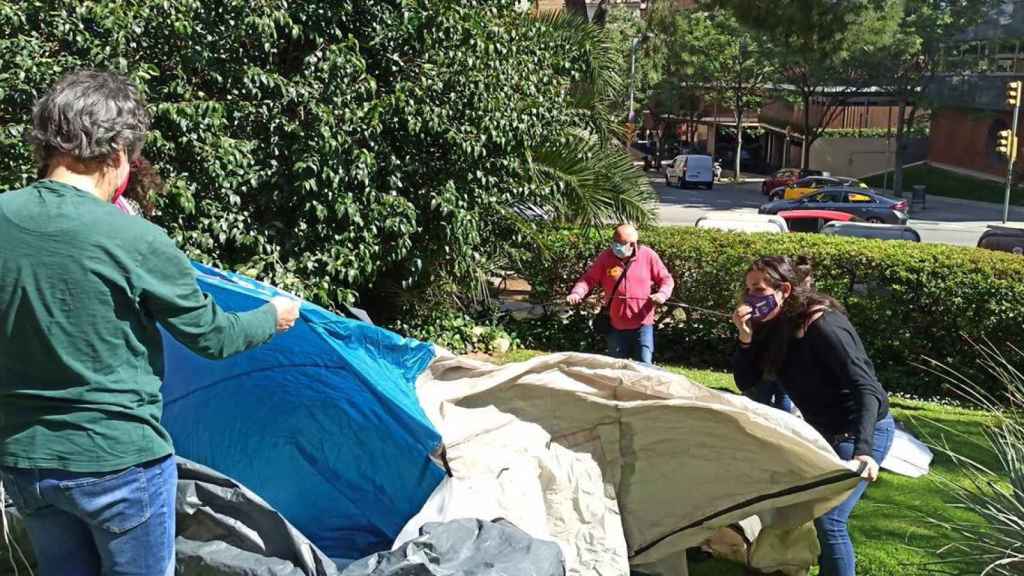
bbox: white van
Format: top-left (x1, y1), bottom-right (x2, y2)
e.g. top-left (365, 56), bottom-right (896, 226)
top-left (664, 154), bottom-right (714, 189)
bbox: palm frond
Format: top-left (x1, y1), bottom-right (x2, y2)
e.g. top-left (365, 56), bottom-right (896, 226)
top-left (527, 138), bottom-right (655, 228)
top-left (532, 9), bottom-right (626, 141)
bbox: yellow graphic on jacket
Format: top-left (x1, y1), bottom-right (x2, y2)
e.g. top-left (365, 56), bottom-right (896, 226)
top-left (608, 266), bottom-right (623, 279)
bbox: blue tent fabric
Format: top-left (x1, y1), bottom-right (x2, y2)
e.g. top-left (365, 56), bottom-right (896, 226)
top-left (161, 262), bottom-right (444, 561)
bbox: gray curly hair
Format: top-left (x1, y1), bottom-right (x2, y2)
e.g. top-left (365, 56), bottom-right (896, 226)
top-left (28, 70), bottom-right (150, 167)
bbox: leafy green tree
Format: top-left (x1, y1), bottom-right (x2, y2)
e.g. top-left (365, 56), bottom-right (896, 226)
top-left (601, 4), bottom-right (648, 122)
top-left (868, 0), bottom-right (998, 195)
top-left (0, 0), bottom-right (653, 327)
top-left (715, 0), bottom-right (900, 168)
top-left (684, 9), bottom-right (774, 179)
top-left (643, 5), bottom-right (773, 177)
top-left (647, 83), bottom-right (704, 146)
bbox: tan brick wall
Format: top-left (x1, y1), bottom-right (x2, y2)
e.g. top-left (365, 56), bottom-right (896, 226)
top-left (533, 0), bottom-right (693, 15)
top-left (533, 0), bottom-right (566, 13)
top-left (928, 108), bottom-right (1011, 178)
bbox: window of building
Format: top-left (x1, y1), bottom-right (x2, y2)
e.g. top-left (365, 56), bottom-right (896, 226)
top-left (996, 39), bottom-right (1019, 56)
top-left (943, 37), bottom-right (1024, 75)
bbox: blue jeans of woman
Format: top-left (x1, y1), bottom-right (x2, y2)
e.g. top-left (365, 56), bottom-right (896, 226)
top-left (606, 324), bottom-right (654, 364)
top-left (816, 415), bottom-right (895, 576)
top-left (0, 454), bottom-right (177, 576)
top-left (746, 379), bottom-right (794, 413)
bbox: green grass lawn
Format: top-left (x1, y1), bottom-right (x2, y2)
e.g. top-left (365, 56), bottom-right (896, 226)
top-left (863, 163), bottom-right (1022, 206)
top-left (488, 350), bottom-right (994, 576)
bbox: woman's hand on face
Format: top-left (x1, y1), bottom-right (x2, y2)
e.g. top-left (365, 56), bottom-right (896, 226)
top-left (732, 304), bottom-right (753, 344)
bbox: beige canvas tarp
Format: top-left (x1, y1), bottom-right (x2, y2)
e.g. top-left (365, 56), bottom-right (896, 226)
top-left (408, 351), bottom-right (864, 575)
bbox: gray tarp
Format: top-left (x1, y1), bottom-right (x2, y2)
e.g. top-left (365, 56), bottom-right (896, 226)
top-left (0, 458), bottom-right (340, 576)
top-left (174, 458), bottom-right (341, 576)
top-left (1, 459), bottom-right (563, 576)
top-left (342, 519), bottom-right (564, 576)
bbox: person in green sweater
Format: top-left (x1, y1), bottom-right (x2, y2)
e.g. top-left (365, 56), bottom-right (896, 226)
top-left (0, 70), bottom-right (301, 576)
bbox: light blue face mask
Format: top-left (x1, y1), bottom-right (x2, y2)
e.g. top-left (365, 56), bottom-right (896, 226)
top-left (612, 242), bottom-right (634, 259)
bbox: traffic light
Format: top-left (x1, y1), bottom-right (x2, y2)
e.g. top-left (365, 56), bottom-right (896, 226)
top-left (997, 129), bottom-right (1018, 160)
top-left (1008, 81), bottom-right (1022, 108)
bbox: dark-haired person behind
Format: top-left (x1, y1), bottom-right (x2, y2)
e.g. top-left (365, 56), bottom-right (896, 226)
top-left (38, 156), bottom-right (163, 217)
top-left (116, 157), bottom-right (162, 216)
top-left (730, 256), bottom-right (893, 576)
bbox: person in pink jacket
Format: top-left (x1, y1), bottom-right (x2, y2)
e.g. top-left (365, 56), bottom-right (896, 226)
top-left (566, 224), bottom-right (674, 364)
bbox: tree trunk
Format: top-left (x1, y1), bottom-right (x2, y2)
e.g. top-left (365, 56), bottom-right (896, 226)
top-left (735, 109), bottom-right (743, 182)
top-left (687, 115), bottom-right (699, 145)
top-left (892, 100), bottom-right (908, 197)
top-left (801, 94), bottom-right (812, 169)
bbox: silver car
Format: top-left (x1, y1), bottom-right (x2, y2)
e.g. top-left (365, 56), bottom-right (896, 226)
top-left (759, 187), bottom-right (910, 224)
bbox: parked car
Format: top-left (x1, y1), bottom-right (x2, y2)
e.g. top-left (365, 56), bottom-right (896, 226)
top-left (768, 176), bottom-right (835, 201)
top-left (778, 210), bottom-right (859, 233)
top-left (822, 221), bottom-right (921, 242)
top-left (664, 154), bottom-right (715, 189)
top-left (977, 225), bottom-right (1024, 255)
top-left (695, 213), bottom-right (789, 234)
top-left (761, 168), bottom-right (828, 195)
top-left (834, 177), bottom-right (869, 188)
top-left (759, 187), bottom-right (909, 224)
top-left (769, 176), bottom-right (869, 201)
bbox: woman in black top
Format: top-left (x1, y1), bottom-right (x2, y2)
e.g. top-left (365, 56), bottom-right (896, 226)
top-left (731, 256), bottom-right (893, 576)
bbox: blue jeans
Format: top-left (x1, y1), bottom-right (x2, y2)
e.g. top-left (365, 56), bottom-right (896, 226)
top-left (606, 324), bottom-right (654, 364)
top-left (0, 455), bottom-right (177, 576)
top-left (746, 379), bottom-right (794, 413)
top-left (815, 416), bottom-right (895, 576)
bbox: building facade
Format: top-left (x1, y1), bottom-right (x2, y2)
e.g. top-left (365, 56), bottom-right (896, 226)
top-left (535, 0), bottom-right (904, 174)
top-left (928, 0), bottom-right (1024, 178)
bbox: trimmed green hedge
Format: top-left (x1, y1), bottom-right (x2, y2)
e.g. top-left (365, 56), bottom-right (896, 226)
top-left (508, 227), bottom-right (1024, 399)
top-left (821, 127), bottom-right (928, 139)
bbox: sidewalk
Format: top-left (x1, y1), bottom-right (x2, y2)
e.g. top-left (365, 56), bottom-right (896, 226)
top-left (878, 187), bottom-right (1024, 224)
top-left (871, 161), bottom-right (1024, 224)
top-left (889, 189), bottom-right (1023, 246)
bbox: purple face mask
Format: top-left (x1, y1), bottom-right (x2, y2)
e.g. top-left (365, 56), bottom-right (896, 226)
top-left (744, 292), bottom-right (780, 321)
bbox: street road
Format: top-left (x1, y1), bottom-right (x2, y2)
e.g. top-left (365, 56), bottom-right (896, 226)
top-left (653, 176), bottom-right (1024, 247)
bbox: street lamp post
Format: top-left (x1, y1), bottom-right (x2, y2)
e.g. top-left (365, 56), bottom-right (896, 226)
top-left (733, 40), bottom-right (749, 183)
top-left (628, 33), bottom-right (649, 125)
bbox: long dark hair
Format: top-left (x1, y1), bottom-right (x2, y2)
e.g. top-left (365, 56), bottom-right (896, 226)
top-left (746, 256), bottom-right (846, 377)
top-left (36, 156), bottom-right (164, 217)
top-left (123, 157), bottom-right (163, 217)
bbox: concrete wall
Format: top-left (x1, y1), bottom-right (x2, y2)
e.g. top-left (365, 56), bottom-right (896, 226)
top-left (808, 137), bottom-right (928, 178)
top-left (533, 0), bottom-right (566, 12)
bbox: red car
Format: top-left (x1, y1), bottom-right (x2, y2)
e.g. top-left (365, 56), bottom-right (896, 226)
top-left (778, 209), bottom-right (859, 233)
top-left (761, 168), bottom-right (827, 195)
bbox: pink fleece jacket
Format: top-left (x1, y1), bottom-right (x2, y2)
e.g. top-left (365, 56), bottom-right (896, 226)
top-left (570, 245), bottom-right (675, 330)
